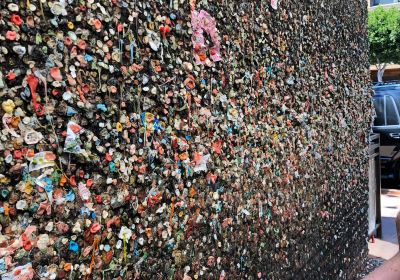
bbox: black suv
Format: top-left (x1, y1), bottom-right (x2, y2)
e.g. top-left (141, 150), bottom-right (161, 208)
top-left (373, 82), bottom-right (400, 184)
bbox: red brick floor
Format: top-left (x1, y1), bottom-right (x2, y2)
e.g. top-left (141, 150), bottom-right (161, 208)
top-left (368, 189), bottom-right (400, 260)
top-left (364, 189), bottom-right (400, 279)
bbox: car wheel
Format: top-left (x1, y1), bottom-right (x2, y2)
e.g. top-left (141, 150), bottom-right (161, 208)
top-left (394, 162), bottom-right (400, 188)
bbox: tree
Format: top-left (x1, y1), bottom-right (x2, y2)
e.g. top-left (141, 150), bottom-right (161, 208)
top-left (368, 6), bottom-right (400, 83)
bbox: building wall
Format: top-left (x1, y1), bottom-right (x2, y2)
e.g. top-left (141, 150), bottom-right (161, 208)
top-left (0, 0), bottom-right (371, 279)
top-left (369, 0), bottom-right (400, 9)
top-left (371, 66), bottom-right (400, 82)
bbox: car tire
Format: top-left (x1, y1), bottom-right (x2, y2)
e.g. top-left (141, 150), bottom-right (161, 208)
top-left (394, 161), bottom-right (400, 188)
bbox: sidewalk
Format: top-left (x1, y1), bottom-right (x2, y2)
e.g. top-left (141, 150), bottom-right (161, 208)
top-left (368, 189), bottom-right (400, 260)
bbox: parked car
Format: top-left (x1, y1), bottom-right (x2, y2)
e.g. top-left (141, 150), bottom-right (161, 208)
top-left (372, 82), bottom-right (400, 185)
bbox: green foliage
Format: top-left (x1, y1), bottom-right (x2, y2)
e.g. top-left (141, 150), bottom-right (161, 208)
top-left (368, 6), bottom-right (400, 65)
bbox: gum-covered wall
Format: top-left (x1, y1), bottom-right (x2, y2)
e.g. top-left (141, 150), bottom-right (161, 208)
top-left (0, 0), bottom-right (371, 279)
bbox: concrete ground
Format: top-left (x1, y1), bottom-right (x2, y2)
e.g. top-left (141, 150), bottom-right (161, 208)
top-left (368, 189), bottom-right (400, 260)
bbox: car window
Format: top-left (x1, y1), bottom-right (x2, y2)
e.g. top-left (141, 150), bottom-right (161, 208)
top-left (385, 96), bottom-right (399, 125)
top-left (373, 97), bottom-right (385, 126)
top-left (391, 94), bottom-right (400, 114)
